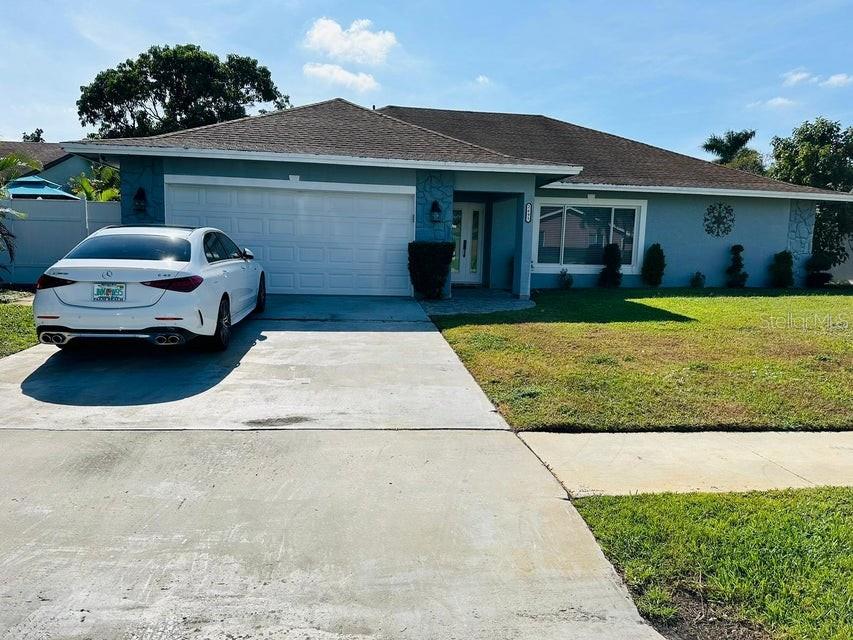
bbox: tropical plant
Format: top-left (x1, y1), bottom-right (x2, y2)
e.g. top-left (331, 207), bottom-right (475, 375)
top-left (725, 244), bottom-right (748, 288)
top-left (558, 268), bottom-right (574, 290)
top-left (0, 153), bottom-right (42, 269)
top-left (598, 243), bottom-right (623, 288)
top-left (641, 243), bottom-right (666, 286)
top-left (78, 44), bottom-right (290, 138)
top-left (702, 129), bottom-right (758, 164)
top-left (70, 164), bottom-right (121, 201)
top-left (770, 118), bottom-right (853, 266)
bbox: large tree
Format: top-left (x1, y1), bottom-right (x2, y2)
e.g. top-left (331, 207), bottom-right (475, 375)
top-left (702, 129), bottom-right (765, 175)
top-left (78, 44), bottom-right (290, 139)
top-left (770, 117), bottom-right (853, 265)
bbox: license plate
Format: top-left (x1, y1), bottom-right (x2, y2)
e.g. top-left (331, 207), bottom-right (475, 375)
top-left (93, 282), bottom-right (126, 302)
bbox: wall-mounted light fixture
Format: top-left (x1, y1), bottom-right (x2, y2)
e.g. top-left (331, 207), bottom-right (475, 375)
top-left (430, 200), bottom-right (442, 223)
top-left (133, 187), bottom-right (147, 213)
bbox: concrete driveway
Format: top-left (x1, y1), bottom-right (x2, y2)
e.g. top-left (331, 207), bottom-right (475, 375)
top-left (0, 295), bottom-right (505, 430)
top-left (0, 296), bottom-right (661, 639)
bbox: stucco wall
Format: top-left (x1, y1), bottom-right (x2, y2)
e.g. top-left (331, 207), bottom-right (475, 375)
top-left (119, 157), bottom-right (165, 224)
top-left (38, 156), bottom-right (91, 192)
top-left (489, 197), bottom-right (519, 289)
top-left (531, 188), bottom-right (813, 289)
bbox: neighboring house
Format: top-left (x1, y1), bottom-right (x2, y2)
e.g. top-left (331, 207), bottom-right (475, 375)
top-left (62, 99), bottom-right (853, 297)
top-left (5, 175), bottom-right (78, 200)
top-left (0, 141), bottom-right (90, 191)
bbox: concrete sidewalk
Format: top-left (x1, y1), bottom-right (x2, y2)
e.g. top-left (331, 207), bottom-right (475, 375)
top-left (521, 431), bottom-right (853, 496)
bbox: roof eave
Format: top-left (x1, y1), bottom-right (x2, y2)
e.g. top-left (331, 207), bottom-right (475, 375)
top-left (542, 180), bottom-right (853, 202)
top-left (61, 142), bottom-right (583, 176)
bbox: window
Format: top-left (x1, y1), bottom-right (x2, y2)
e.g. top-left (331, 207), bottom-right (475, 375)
top-left (536, 201), bottom-right (642, 269)
top-left (216, 233), bottom-right (243, 260)
top-left (66, 234), bottom-right (192, 262)
top-left (203, 233), bottom-right (226, 262)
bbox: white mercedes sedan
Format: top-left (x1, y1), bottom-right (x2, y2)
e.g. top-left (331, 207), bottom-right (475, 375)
top-left (33, 226), bottom-right (266, 351)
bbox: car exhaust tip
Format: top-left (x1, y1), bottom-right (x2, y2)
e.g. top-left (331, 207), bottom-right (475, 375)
top-left (167, 335), bottom-right (181, 345)
top-left (40, 334), bottom-right (53, 344)
top-left (51, 334), bottom-right (66, 344)
top-left (155, 335), bottom-right (168, 345)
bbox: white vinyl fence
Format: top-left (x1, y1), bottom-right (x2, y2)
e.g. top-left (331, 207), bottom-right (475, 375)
top-left (1, 199), bottom-right (121, 285)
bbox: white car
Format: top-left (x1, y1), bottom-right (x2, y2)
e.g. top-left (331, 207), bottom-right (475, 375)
top-left (33, 226), bottom-right (266, 351)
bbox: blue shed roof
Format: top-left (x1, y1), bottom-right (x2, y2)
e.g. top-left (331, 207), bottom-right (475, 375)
top-left (6, 175), bottom-right (78, 200)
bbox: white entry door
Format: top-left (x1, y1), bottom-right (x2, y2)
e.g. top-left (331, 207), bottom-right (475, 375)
top-left (451, 202), bottom-right (485, 284)
top-left (165, 179), bottom-right (415, 296)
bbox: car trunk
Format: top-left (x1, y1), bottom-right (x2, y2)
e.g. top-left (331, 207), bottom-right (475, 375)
top-left (47, 259), bottom-right (190, 309)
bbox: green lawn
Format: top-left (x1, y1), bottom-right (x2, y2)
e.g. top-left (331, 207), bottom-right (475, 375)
top-left (575, 488), bottom-right (853, 640)
top-left (0, 303), bottom-right (37, 357)
top-left (435, 289), bottom-right (853, 431)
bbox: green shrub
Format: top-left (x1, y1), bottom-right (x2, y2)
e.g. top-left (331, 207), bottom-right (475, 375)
top-left (804, 252), bottom-right (833, 288)
top-left (725, 244), bottom-right (748, 288)
top-left (689, 271), bottom-right (706, 288)
top-left (598, 243), bottom-right (623, 288)
top-left (408, 241), bottom-right (455, 299)
top-left (769, 250), bottom-right (794, 288)
top-left (558, 268), bottom-right (574, 290)
top-left (641, 243), bottom-right (666, 286)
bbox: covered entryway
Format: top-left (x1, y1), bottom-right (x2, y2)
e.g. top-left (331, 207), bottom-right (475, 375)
top-left (164, 177), bottom-right (415, 296)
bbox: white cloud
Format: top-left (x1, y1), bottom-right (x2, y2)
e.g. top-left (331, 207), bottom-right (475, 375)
top-left (747, 97), bottom-right (796, 109)
top-left (781, 68), bottom-right (816, 86)
top-left (475, 74), bottom-right (491, 86)
top-left (304, 18), bottom-right (397, 65)
top-left (820, 73), bottom-right (853, 87)
top-left (302, 62), bottom-right (379, 92)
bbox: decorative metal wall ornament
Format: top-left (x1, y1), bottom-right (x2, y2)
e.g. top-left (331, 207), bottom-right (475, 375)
top-left (704, 202), bottom-right (735, 237)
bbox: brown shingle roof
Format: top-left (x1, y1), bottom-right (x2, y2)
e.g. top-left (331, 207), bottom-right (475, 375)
top-left (0, 141), bottom-right (69, 171)
top-left (69, 99), bottom-right (573, 169)
top-left (379, 105), bottom-right (842, 197)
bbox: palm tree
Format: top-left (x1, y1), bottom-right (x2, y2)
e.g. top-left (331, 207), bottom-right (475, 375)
top-left (702, 129), bottom-right (757, 164)
top-left (0, 153), bottom-right (42, 266)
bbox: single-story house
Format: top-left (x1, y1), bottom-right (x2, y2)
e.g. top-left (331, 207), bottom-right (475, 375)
top-left (62, 99), bottom-right (853, 297)
top-left (0, 141), bottom-right (90, 190)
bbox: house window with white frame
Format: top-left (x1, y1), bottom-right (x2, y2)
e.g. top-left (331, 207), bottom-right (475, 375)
top-left (537, 203), bottom-right (642, 269)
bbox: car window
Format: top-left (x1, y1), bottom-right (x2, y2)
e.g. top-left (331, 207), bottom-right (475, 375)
top-left (66, 234), bottom-right (192, 261)
top-left (203, 233), bottom-right (226, 263)
top-left (217, 233), bottom-right (243, 260)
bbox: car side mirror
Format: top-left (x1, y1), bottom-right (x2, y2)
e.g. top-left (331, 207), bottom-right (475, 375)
top-left (242, 248), bottom-right (254, 260)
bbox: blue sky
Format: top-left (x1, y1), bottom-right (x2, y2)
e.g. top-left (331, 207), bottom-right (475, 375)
top-left (1, 0), bottom-right (852, 160)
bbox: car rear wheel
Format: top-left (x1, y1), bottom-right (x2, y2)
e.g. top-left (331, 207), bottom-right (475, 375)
top-left (208, 297), bottom-right (231, 351)
top-left (254, 274), bottom-right (266, 313)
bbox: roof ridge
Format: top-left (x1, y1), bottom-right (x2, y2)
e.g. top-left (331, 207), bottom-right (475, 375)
top-left (365, 101), bottom-right (554, 165)
top-left (534, 114), bottom-right (829, 192)
top-left (101, 98), bottom-right (348, 143)
top-left (381, 105), bottom-right (544, 118)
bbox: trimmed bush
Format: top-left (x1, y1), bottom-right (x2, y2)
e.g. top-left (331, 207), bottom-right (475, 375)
top-left (598, 243), bottom-right (623, 288)
top-left (408, 241), bottom-right (455, 299)
top-left (689, 272), bottom-right (706, 288)
top-left (641, 243), bottom-right (666, 287)
top-left (725, 244), bottom-right (748, 288)
top-left (769, 250), bottom-right (794, 288)
top-left (558, 268), bottom-right (574, 290)
top-left (805, 252), bottom-right (833, 288)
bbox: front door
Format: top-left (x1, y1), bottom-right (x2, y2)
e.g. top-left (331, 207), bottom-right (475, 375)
top-left (451, 202), bottom-right (485, 284)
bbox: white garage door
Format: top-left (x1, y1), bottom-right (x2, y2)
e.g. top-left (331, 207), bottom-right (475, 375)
top-left (165, 181), bottom-right (415, 296)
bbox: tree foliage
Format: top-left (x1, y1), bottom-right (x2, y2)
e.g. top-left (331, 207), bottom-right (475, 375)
top-left (703, 129), bottom-right (758, 164)
top-left (0, 153), bottom-right (42, 266)
top-left (770, 117), bottom-right (853, 266)
top-left (77, 44), bottom-right (291, 139)
top-left (641, 243), bottom-right (666, 286)
top-left (21, 128), bottom-right (44, 142)
top-left (725, 244), bottom-right (748, 288)
top-left (598, 243), bottom-right (623, 288)
top-left (70, 164), bottom-right (121, 202)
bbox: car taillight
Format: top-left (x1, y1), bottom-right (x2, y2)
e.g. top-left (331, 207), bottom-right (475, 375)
top-left (36, 274), bottom-right (76, 289)
top-left (140, 275), bottom-right (204, 293)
